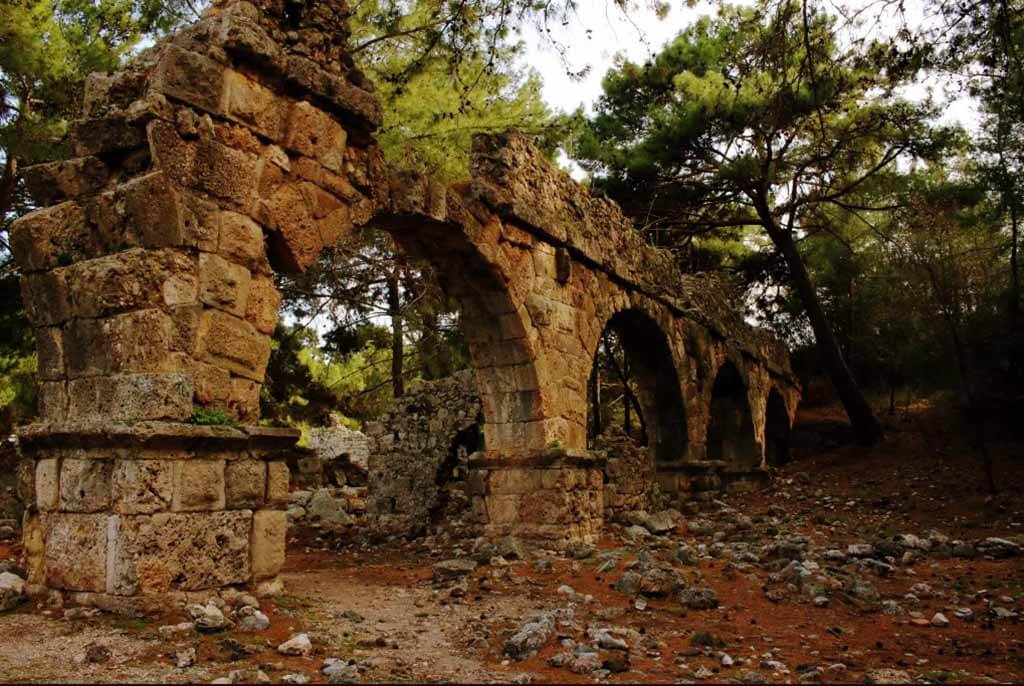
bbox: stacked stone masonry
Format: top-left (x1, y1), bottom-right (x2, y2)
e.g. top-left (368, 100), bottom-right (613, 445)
top-left (365, 370), bottom-right (483, 536)
top-left (16, 423), bottom-right (293, 614)
top-left (12, 0), bottom-right (800, 602)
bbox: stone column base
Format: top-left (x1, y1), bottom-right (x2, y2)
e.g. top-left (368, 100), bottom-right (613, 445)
top-left (17, 421), bottom-right (297, 615)
top-left (467, 450), bottom-right (605, 546)
top-left (654, 460), bottom-right (772, 506)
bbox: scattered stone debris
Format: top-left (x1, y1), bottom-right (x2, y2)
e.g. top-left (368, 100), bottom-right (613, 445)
top-left (278, 633), bottom-right (313, 657)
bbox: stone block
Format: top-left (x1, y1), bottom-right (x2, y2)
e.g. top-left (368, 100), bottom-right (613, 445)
top-left (111, 460), bottom-right (174, 514)
top-left (22, 157), bottom-right (111, 207)
top-left (284, 101), bottom-right (347, 172)
top-left (152, 44), bottom-right (227, 115)
top-left (486, 494), bottom-right (519, 525)
top-left (225, 460), bottom-right (266, 509)
top-left (197, 309), bottom-right (271, 382)
top-left (65, 309), bottom-right (173, 378)
top-left (224, 69), bottom-right (288, 139)
top-left (148, 121), bottom-right (258, 208)
top-left (169, 304), bottom-right (203, 355)
top-left (107, 510), bottom-right (251, 595)
top-left (36, 459), bottom-right (60, 511)
top-left (59, 459), bottom-right (113, 513)
top-left (262, 184), bottom-right (322, 272)
top-left (20, 270), bottom-right (72, 326)
top-left (67, 373), bottom-right (193, 422)
top-left (266, 462), bottom-right (289, 506)
top-left (192, 361), bottom-right (232, 405)
top-left (199, 252), bottom-right (251, 316)
top-left (37, 381), bottom-right (69, 421)
top-left (228, 377), bottom-right (260, 423)
top-left (245, 276), bottom-right (281, 334)
top-left (22, 513), bottom-right (46, 585)
top-left (9, 201), bottom-right (96, 272)
top-left (218, 211), bottom-right (270, 273)
top-left (119, 172), bottom-right (186, 248)
top-left (251, 509), bottom-right (286, 580)
top-left (45, 514), bottom-right (107, 593)
top-left (66, 248), bottom-right (197, 319)
top-left (36, 327), bottom-right (65, 381)
top-left (72, 115), bottom-right (147, 157)
top-left (173, 460), bottom-right (226, 512)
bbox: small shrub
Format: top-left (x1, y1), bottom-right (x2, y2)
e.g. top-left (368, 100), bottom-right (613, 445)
top-left (190, 407), bottom-right (237, 427)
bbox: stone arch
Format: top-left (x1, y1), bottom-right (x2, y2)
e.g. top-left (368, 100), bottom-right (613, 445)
top-left (370, 210), bottom-right (546, 456)
top-left (706, 360), bottom-right (759, 470)
top-left (764, 387), bottom-right (792, 468)
top-left (585, 307), bottom-right (688, 464)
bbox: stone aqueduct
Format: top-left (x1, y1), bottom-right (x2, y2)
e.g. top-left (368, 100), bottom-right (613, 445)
top-left (10, 0), bottom-right (800, 610)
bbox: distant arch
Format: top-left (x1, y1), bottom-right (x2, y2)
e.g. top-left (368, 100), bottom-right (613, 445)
top-left (764, 388), bottom-right (792, 468)
top-left (586, 308), bottom-right (688, 463)
top-left (706, 361), bottom-right (759, 469)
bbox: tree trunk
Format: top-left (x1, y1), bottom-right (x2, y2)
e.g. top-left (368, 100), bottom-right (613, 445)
top-left (765, 217), bottom-right (883, 444)
top-left (588, 361), bottom-right (602, 444)
top-left (387, 269), bottom-right (404, 398)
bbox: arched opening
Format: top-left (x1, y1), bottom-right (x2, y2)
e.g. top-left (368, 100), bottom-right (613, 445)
top-left (586, 309), bottom-right (688, 464)
top-left (764, 389), bottom-right (791, 468)
top-left (706, 361), bottom-right (759, 470)
top-left (429, 421), bottom-right (484, 526)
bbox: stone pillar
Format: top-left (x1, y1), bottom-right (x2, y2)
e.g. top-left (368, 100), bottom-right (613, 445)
top-left (17, 423), bottom-right (295, 614)
top-left (467, 450), bottom-right (606, 546)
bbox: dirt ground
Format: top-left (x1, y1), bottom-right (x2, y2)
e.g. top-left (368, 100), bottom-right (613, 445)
top-left (0, 402), bottom-right (1023, 684)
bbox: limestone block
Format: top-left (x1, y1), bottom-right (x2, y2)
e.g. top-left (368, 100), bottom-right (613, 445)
top-left (45, 513), bottom-right (108, 593)
top-left (486, 494), bottom-right (519, 525)
top-left (22, 157), bottom-right (111, 207)
top-left (245, 276), bottom-right (281, 334)
top-left (20, 270), bottom-right (72, 326)
top-left (36, 327), bottom-right (65, 381)
top-left (266, 462), bottom-right (289, 506)
top-left (169, 304), bottom-right (203, 355)
top-left (151, 45), bottom-right (227, 115)
top-left (228, 377), bottom-right (260, 423)
top-left (59, 459), bottom-right (113, 513)
top-left (251, 509), bottom-right (286, 580)
top-left (119, 172), bottom-right (186, 248)
top-left (199, 252), bottom-right (252, 316)
top-left (9, 201), bottom-right (96, 272)
top-left (284, 101), bottom-right (347, 173)
top-left (173, 460), bottom-right (226, 512)
top-left (225, 460), bottom-right (266, 509)
top-left (21, 513), bottom-right (46, 585)
top-left (261, 184), bottom-right (322, 272)
top-left (192, 361), bottom-right (232, 405)
top-left (107, 510), bottom-right (251, 595)
top-left (65, 309), bottom-right (173, 378)
top-left (37, 382), bottom-right (69, 422)
top-left (111, 460), bottom-right (173, 514)
top-left (147, 121), bottom-right (258, 208)
top-left (66, 248), bottom-right (198, 319)
top-left (72, 115), bottom-right (147, 157)
top-left (197, 309), bottom-right (271, 382)
top-left (36, 459), bottom-right (60, 512)
top-left (218, 211), bottom-right (270, 274)
top-left (224, 70), bottom-right (288, 139)
top-left (67, 373), bottom-right (193, 422)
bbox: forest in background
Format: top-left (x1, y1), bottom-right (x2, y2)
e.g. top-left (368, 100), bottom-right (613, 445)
top-left (0, 0), bottom-right (1021, 460)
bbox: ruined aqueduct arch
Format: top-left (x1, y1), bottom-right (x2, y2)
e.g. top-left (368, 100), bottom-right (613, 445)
top-left (10, 0), bottom-right (800, 611)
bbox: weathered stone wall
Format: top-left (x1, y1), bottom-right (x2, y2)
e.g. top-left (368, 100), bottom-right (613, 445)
top-left (307, 423), bottom-right (370, 472)
top-left (16, 423), bottom-right (292, 613)
top-left (365, 370), bottom-right (483, 537)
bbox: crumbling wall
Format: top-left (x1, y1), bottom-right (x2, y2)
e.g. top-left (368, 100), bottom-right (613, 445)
top-left (365, 370), bottom-right (483, 536)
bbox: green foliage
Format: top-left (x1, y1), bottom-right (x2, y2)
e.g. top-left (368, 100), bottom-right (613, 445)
top-left (190, 407), bottom-right (237, 427)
